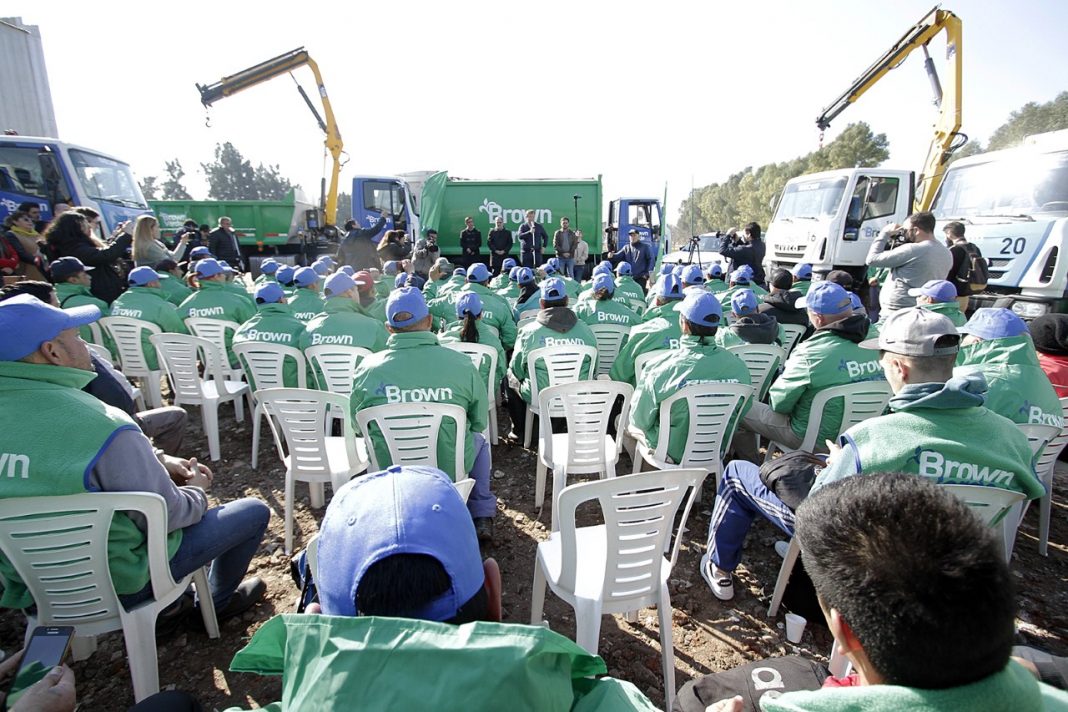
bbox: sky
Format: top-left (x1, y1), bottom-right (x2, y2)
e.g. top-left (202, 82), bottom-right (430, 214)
top-left (6, 0), bottom-right (1068, 225)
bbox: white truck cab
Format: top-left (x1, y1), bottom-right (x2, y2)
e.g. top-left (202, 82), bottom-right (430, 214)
top-left (765, 168), bottom-right (914, 287)
top-left (931, 129), bottom-right (1068, 318)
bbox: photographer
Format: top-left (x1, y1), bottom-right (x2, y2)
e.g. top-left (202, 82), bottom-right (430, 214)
top-left (718, 222), bottom-right (766, 286)
top-left (412, 229), bottom-right (440, 280)
top-left (865, 211), bottom-right (951, 314)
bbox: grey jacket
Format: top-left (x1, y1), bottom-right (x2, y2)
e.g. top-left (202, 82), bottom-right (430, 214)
top-left (867, 235), bottom-right (952, 311)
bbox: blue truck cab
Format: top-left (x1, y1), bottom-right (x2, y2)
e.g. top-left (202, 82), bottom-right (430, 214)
top-left (605, 198), bottom-right (665, 259)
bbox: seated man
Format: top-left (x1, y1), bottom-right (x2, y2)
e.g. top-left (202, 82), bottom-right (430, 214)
top-left (908, 279), bottom-right (966, 326)
top-left (253, 258), bottom-right (279, 287)
top-left (707, 474), bottom-right (1068, 711)
top-left (719, 288), bottom-right (783, 347)
top-left (612, 261), bottom-right (647, 305)
top-left (705, 263), bottom-right (728, 294)
top-left (610, 274), bottom-right (685, 384)
top-left (759, 268), bottom-right (810, 330)
top-left (232, 283), bottom-right (310, 388)
top-left (299, 271), bottom-right (388, 357)
top-left (702, 307), bottom-right (1042, 602)
top-left (350, 288), bottom-right (496, 541)
top-left (955, 307), bottom-right (1063, 427)
top-left (631, 292), bottom-right (752, 465)
top-left (227, 466), bottom-right (658, 711)
top-left (718, 266), bottom-right (768, 311)
top-left (110, 266), bottom-right (190, 371)
top-left (680, 263), bottom-right (706, 293)
top-left (49, 256), bottom-right (117, 355)
top-left (178, 258), bottom-right (257, 365)
top-left (153, 258), bottom-right (194, 307)
top-left (287, 266), bottom-right (326, 322)
top-left (573, 272), bottom-right (641, 329)
top-left (734, 281), bottom-right (881, 463)
top-left (0, 295), bottom-right (268, 621)
top-left (351, 269), bottom-right (387, 323)
top-left (791, 262), bottom-right (813, 295)
top-left (430, 263), bottom-right (517, 349)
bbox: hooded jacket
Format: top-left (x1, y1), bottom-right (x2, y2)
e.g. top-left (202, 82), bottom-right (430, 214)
top-left (299, 297), bottom-right (389, 388)
top-left (233, 303), bottom-right (310, 388)
top-left (724, 312), bottom-right (783, 345)
top-left (759, 290), bottom-right (811, 328)
top-left (630, 335), bottom-right (753, 464)
top-left (768, 314), bottom-right (883, 444)
top-left (509, 308), bottom-right (598, 403)
top-left (641, 300), bottom-right (682, 324)
top-left (55, 281), bottom-right (116, 353)
top-left (815, 373), bottom-right (1045, 500)
top-left (573, 297), bottom-right (641, 329)
top-left (955, 335), bottom-right (1063, 427)
top-left (429, 283), bottom-right (518, 349)
top-left (921, 300), bottom-right (967, 326)
top-left (110, 285), bottom-right (190, 370)
top-left (609, 313), bottom-right (684, 385)
top-left (289, 287), bottom-right (326, 322)
top-left (157, 273), bottom-right (194, 307)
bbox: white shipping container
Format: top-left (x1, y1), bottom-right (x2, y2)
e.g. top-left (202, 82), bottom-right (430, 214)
top-left (0, 17), bottom-right (58, 138)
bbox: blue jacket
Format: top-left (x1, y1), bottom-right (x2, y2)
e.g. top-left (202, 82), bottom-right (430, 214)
top-left (517, 222), bottom-right (549, 253)
top-left (611, 241), bottom-right (653, 278)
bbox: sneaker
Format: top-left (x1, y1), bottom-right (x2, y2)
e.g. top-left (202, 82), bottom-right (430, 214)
top-left (774, 540), bottom-right (791, 559)
top-left (192, 577), bottom-right (266, 629)
top-left (474, 517), bottom-right (495, 544)
top-left (700, 556), bottom-right (734, 601)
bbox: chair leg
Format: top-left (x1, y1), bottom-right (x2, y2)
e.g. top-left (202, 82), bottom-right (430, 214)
top-left (309, 482), bottom-right (325, 509)
top-left (203, 400), bottom-right (221, 462)
top-left (658, 584), bottom-right (677, 712)
top-left (631, 448), bottom-right (644, 474)
top-left (768, 539), bottom-right (800, 618)
top-left (121, 605), bottom-right (161, 702)
top-left (233, 392), bottom-right (246, 423)
top-left (251, 403), bottom-right (261, 470)
top-left (284, 470), bottom-right (296, 555)
top-left (523, 410), bottom-right (533, 449)
top-left (490, 405), bottom-right (499, 446)
top-left (534, 458), bottom-right (547, 512)
top-left (145, 372), bottom-right (163, 409)
top-left (573, 598), bottom-right (604, 656)
top-left (550, 465), bottom-right (567, 532)
top-left (193, 568), bottom-right (220, 639)
top-left (530, 558), bottom-right (548, 625)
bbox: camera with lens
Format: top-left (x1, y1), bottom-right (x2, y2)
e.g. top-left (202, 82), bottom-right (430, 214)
top-left (689, 234), bottom-right (702, 246)
top-left (885, 227), bottom-right (912, 250)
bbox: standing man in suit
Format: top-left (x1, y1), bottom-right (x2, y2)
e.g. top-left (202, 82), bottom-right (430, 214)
top-left (517, 210), bottom-right (548, 269)
top-left (208, 216), bottom-right (244, 271)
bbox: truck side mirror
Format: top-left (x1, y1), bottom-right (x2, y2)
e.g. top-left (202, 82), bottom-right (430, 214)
top-left (845, 196), bottom-right (863, 229)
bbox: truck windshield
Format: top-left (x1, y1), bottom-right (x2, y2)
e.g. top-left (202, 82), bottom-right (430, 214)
top-left (774, 177), bottom-right (847, 220)
top-left (933, 150), bottom-right (1068, 219)
top-left (69, 149), bottom-right (148, 209)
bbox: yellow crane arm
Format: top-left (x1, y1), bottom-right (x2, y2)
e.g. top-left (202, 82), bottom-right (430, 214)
top-left (815, 6), bottom-right (963, 211)
top-left (196, 47), bottom-right (344, 226)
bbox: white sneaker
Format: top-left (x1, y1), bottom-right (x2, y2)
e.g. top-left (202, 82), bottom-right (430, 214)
top-left (774, 540), bottom-right (791, 559)
top-left (700, 556), bottom-right (735, 601)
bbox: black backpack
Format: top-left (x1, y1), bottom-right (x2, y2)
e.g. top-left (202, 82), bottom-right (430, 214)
top-left (956, 243), bottom-right (989, 291)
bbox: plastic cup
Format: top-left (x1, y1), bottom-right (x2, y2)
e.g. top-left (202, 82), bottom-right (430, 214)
top-left (785, 613), bottom-right (806, 643)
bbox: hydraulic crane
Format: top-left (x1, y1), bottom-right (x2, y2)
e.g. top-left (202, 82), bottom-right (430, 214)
top-left (815, 6), bottom-right (966, 211)
top-left (197, 47), bottom-right (344, 231)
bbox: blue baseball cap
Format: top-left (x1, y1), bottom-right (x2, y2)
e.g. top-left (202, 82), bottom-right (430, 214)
top-left (382, 261), bottom-right (399, 276)
top-left (190, 246), bottom-right (211, 258)
top-left (255, 282), bottom-right (285, 304)
top-left (541, 277), bottom-right (566, 300)
top-left (658, 273), bottom-right (683, 300)
top-left (324, 272), bottom-right (363, 297)
top-left (908, 279), bottom-right (957, 303)
top-left (508, 266), bottom-right (520, 282)
top-left (312, 261), bottom-right (331, 276)
top-left (672, 264), bottom-right (685, 276)
top-left (679, 291), bottom-right (723, 328)
top-left (259, 259), bottom-right (280, 275)
top-left (706, 263), bottom-right (724, 278)
top-left (592, 272), bottom-right (615, 294)
top-left (731, 288), bottom-right (758, 316)
top-left (616, 262), bottom-right (632, 276)
top-left (730, 265), bottom-right (753, 284)
top-left (394, 272), bottom-right (409, 289)
top-left (592, 261), bottom-right (613, 277)
top-left (467, 263), bottom-right (490, 283)
top-left (681, 264), bottom-right (705, 285)
top-left (797, 281), bottom-right (852, 315)
top-left (456, 291), bottom-right (483, 318)
top-left (276, 265), bottom-right (296, 285)
top-left (128, 266), bottom-right (160, 287)
top-left (194, 258), bottom-right (225, 278)
top-left (541, 262), bottom-right (558, 276)
top-left (294, 266), bottom-right (319, 288)
top-left (317, 466), bottom-right (485, 620)
top-left (0, 294), bottom-right (101, 361)
top-left (958, 308), bottom-right (1029, 340)
top-left (49, 256), bottom-right (92, 281)
top-left (659, 264), bottom-right (674, 276)
top-left (502, 257), bottom-right (517, 270)
top-left (793, 263), bottom-right (813, 280)
top-left (316, 255), bottom-right (337, 267)
top-left (339, 265), bottom-right (355, 277)
top-left (516, 267), bottom-right (535, 285)
top-left (453, 268), bottom-right (467, 279)
top-left (386, 286), bottom-right (429, 328)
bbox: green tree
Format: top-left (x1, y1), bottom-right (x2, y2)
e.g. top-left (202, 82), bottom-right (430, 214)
top-left (987, 92), bottom-right (1068, 151)
top-left (335, 191), bottom-right (352, 225)
top-left (138, 175), bottom-right (158, 200)
top-left (160, 159), bottom-right (192, 200)
top-left (201, 142), bottom-right (299, 200)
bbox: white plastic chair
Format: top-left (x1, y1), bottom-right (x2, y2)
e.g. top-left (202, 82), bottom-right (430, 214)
top-left (442, 341), bottom-right (500, 446)
top-left (150, 333), bottom-right (250, 462)
top-left (86, 321), bottom-right (113, 360)
top-left (523, 344), bottom-right (598, 448)
top-left (257, 388), bottom-right (369, 554)
top-left (304, 344), bottom-right (373, 395)
top-left (232, 342), bottom-right (308, 469)
top-left (184, 317), bottom-right (244, 381)
top-left (630, 383), bottom-right (755, 490)
top-left (768, 380), bottom-right (893, 456)
top-left (100, 316), bottom-right (163, 409)
top-left (530, 468), bottom-right (708, 712)
top-left (1032, 398), bottom-right (1068, 556)
top-left (727, 343), bottom-right (787, 401)
top-left (355, 402), bottom-right (469, 486)
top-left (1013, 421), bottom-right (1063, 557)
top-left (589, 324), bottom-right (631, 378)
top-left (0, 493), bottom-right (218, 702)
top-left (86, 342), bottom-right (114, 366)
top-left (535, 381), bottom-right (634, 530)
top-left (780, 323), bottom-right (807, 357)
top-left (86, 344), bottom-right (146, 410)
top-left (633, 348), bottom-right (671, 383)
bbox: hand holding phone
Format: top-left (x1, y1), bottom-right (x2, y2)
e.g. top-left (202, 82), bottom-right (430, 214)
top-left (3, 627), bottom-right (73, 711)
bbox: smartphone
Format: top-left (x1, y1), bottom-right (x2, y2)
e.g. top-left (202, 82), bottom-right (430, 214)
top-left (3, 626), bottom-right (73, 710)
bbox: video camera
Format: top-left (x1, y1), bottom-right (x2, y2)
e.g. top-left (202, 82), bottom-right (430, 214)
top-left (885, 227), bottom-right (912, 250)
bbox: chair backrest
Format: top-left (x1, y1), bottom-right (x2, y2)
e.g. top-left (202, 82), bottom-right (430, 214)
top-left (621, 295), bottom-right (645, 314)
top-left (232, 341), bottom-right (308, 392)
top-left (555, 468), bottom-right (707, 606)
top-left (1018, 422), bottom-right (1063, 459)
top-left (539, 381), bottom-right (634, 470)
top-left (184, 317), bottom-right (242, 358)
top-left (726, 343), bottom-right (787, 401)
top-left (589, 324), bottom-right (631, 378)
top-left (100, 316), bottom-right (161, 375)
top-left (304, 344), bottom-right (373, 395)
top-left (0, 492), bottom-right (176, 626)
top-left (86, 321), bottom-right (109, 351)
top-left (798, 380), bottom-right (893, 452)
top-left (150, 333), bottom-right (216, 405)
top-left (634, 349), bottom-right (671, 383)
top-left (652, 383), bottom-right (755, 469)
top-left (780, 323), bottom-right (807, 357)
top-left (257, 388), bottom-right (359, 477)
top-left (527, 344), bottom-right (598, 415)
top-left (442, 341), bottom-right (499, 390)
top-left (86, 342), bottom-right (114, 367)
top-left (940, 484), bottom-right (1027, 527)
top-left (355, 402), bottom-right (467, 479)
top-left (1035, 397), bottom-right (1068, 480)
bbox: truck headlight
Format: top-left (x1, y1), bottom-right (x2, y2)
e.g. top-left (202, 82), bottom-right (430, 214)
top-left (1011, 301), bottom-right (1050, 319)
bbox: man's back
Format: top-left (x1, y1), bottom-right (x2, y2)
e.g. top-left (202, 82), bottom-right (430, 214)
top-left (111, 286), bottom-right (189, 369)
top-left (299, 300), bottom-right (388, 353)
top-left (510, 309), bottom-right (598, 402)
top-left (233, 304), bottom-right (309, 388)
top-left (870, 239), bottom-right (953, 311)
top-left (759, 290), bottom-right (810, 327)
top-left (609, 315), bottom-right (683, 385)
top-left (956, 335), bottom-right (1063, 427)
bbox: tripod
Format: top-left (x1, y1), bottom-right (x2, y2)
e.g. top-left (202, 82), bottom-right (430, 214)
top-left (685, 236), bottom-right (704, 267)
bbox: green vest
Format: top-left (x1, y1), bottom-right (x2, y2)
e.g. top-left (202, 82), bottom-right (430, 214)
top-left (496, 282), bottom-right (520, 304)
top-left (922, 300), bottom-right (967, 326)
top-left (956, 336), bottom-right (1063, 427)
top-left (509, 314), bottom-right (599, 402)
top-left (630, 336), bottom-right (752, 463)
top-left (222, 279), bottom-right (256, 308)
top-left (356, 297), bottom-right (387, 324)
top-left (705, 278), bottom-right (728, 294)
top-left (439, 320), bottom-right (507, 385)
top-left (289, 287), bottom-right (326, 322)
top-left (0, 361), bottom-right (181, 609)
top-left (233, 303), bottom-right (310, 388)
top-left (110, 286), bottom-right (189, 370)
top-left (157, 273), bottom-right (194, 307)
top-left (609, 315), bottom-right (683, 385)
top-left (350, 331), bottom-right (487, 478)
top-left (55, 282), bottom-right (115, 354)
top-left (422, 278), bottom-right (442, 301)
top-left (573, 298), bottom-right (641, 328)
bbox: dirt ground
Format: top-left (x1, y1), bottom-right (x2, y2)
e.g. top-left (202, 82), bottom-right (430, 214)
top-left (2, 399), bottom-right (1067, 711)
